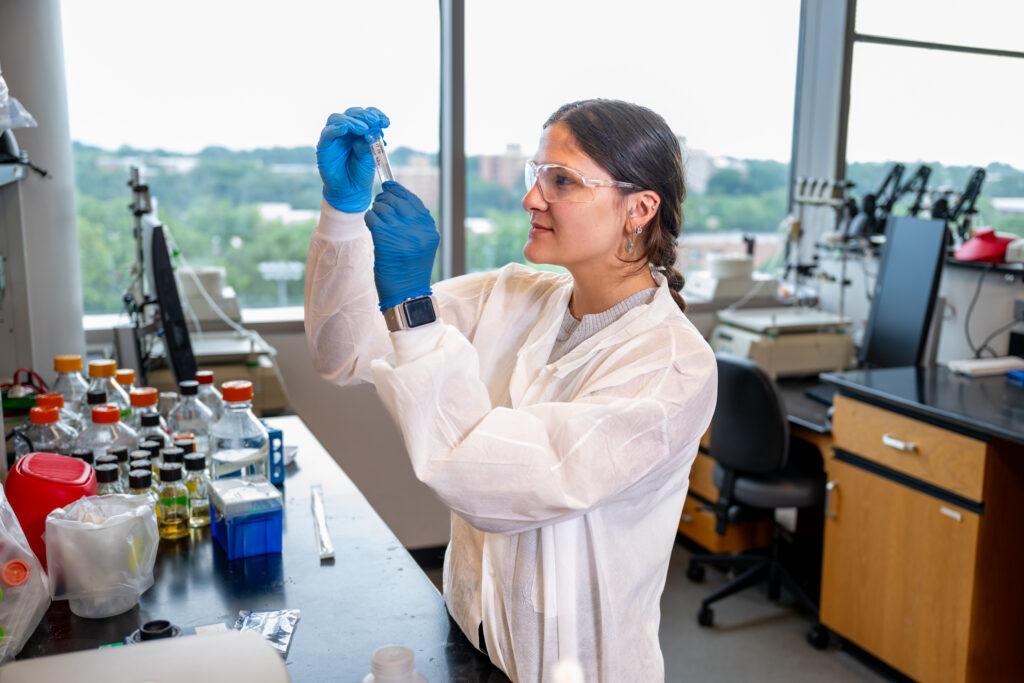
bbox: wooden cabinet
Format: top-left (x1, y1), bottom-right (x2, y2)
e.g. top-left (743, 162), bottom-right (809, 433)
top-left (821, 395), bottom-right (1024, 682)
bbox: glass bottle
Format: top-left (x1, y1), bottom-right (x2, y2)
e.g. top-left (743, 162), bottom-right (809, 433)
top-left (14, 407), bottom-right (76, 460)
top-left (106, 446), bottom-right (131, 487)
top-left (167, 381), bottom-right (213, 458)
top-left (82, 359), bottom-right (132, 420)
top-left (162, 446), bottom-right (185, 471)
top-left (74, 405), bottom-right (139, 462)
top-left (129, 449), bottom-right (151, 469)
top-left (128, 468), bottom-right (159, 506)
top-left (195, 370), bottom-right (225, 421)
top-left (70, 448), bottom-right (94, 467)
top-left (210, 380), bottom-right (269, 479)
top-left (116, 368), bottom-right (137, 395)
top-left (95, 463), bottom-right (123, 495)
top-left (183, 454), bottom-right (210, 528)
top-left (78, 390), bottom-right (107, 423)
top-left (156, 464), bottom-right (190, 540)
top-left (158, 392), bottom-right (179, 422)
top-left (36, 392), bottom-right (85, 434)
top-left (139, 439), bottom-right (162, 461)
top-left (128, 387), bottom-right (167, 434)
top-left (52, 354), bottom-right (89, 408)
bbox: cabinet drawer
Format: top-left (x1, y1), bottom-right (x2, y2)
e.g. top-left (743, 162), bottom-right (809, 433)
top-left (678, 493), bottom-right (773, 554)
top-left (832, 395), bottom-right (987, 502)
top-left (688, 452), bottom-right (718, 501)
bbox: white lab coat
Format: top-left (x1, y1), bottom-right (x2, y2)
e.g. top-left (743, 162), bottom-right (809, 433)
top-left (305, 202), bottom-right (717, 683)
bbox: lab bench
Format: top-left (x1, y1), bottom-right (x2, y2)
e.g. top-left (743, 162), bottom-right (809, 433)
top-left (14, 416), bottom-right (504, 682)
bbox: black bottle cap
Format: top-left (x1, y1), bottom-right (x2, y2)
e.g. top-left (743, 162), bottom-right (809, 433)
top-left (130, 458), bottom-right (152, 471)
top-left (95, 464), bottom-right (119, 483)
top-left (86, 391), bottom-right (106, 405)
top-left (179, 380), bottom-right (199, 396)
top-left (71, 448), bottom-right (94, 465)
top-left (184, 454), bottom-right (206, 472)
top-left (159, 463), bottom-right (183, 482)
top-left (129, 449), bottom-right (151, 462)
top-left (107, 446), bottom-right (129, 463)
top-left (162, 447), bottom-right (185, 464)
top-left (140, 414), bottom-right (162, 428)
top-left (129, 469), bottom-right (153, 489)
top-left (173, 439), bottom-right (195, 454)
top-left (140, 440), bottom-right (161, 457)
top-left (95, 454), bottom-right (118, 468)
top-left (138, 620), bottom-right (176, 641)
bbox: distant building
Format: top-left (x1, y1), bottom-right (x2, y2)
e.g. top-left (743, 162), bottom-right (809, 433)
top-left (478, 144), bottom-right (529, 192)
top-left (678, 135), bottom-right (748, 194)
top-left (394, 156), bottom-right (440, 211)
top-left (991, 197), bottom-right (1024, 215)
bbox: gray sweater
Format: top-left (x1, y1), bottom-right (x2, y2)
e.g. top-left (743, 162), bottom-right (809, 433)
top-left (547, 287), bottom-right (659, 363)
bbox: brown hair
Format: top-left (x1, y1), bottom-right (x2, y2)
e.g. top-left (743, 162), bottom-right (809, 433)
top-left (544, 99), bottom-right (687, 312)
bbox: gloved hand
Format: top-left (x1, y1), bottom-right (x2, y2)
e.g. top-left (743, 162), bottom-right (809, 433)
top-left (316, 107), bottom-right (390, 213)
top-left (365, 182), bottom-right (440, 312)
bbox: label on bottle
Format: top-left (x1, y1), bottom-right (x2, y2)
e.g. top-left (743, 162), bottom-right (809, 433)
top-left (160, 495), bottom-right (188, 508)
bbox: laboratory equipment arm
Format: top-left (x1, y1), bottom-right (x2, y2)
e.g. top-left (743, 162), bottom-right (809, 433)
top-left (371, 325), bottom-right (717, 534)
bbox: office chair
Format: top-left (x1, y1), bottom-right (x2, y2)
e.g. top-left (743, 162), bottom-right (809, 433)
top-left (686, 354), bottom-right (826, 637)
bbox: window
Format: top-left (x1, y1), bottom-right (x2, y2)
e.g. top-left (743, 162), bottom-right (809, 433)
top-left (62, 1), bottom-right (439, 315)
top-left (464, 0), bottom-right (801, 275)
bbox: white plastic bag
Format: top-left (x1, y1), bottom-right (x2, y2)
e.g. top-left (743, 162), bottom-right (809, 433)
top-left (0, 64), bottom-right (38, 131)
top-left (45, 495), bottom-right (158, 619)
top-left (0, 488), bottom-right (50, 663)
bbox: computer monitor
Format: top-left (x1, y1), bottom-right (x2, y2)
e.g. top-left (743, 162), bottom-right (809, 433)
top-left (858, 216), bottom-right (948, 368)
top-left (152, 224), bottom-right (197, 384)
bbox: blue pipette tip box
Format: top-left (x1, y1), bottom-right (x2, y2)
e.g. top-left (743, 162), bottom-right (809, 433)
top-left (1008, 369), bottom-right (1024, 386)
top-left (210, 477), bottom-right (283, 560)
top-left (260, 420), bottom-right (285, 485)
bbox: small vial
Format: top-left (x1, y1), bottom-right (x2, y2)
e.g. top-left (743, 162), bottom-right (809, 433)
top-left (107, 446), bottom-right (130, 486)
top-left (183, 454), bottom-right (210, 528)
top-left (162, 446), bottom-right (185, 469)
top-left (128, 469), bottom-right (158, 506)
top-left (156, 464), bottom-right (189, 540)
top-left (95, 464), bottom-right (123, 495)
top-left (130, 458), bottom-right (153, 479)
top-left (95, 454), bottom-right (118, 472)
top-left (174, 438), bottom-right (196, 454)
top-left (71, 448), bottom-right (94, 467)
top-left (139, 439), bottom-right (162, 460)
top-left (370, 135), bottom-right (395, 184)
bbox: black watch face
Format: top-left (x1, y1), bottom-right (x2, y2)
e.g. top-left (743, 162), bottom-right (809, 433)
top-left (404, 297), bottom-right (437, 327)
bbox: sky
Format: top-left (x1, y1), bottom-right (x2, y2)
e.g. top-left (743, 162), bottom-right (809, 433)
top-left (58, 1), bottom-right (1024, 168)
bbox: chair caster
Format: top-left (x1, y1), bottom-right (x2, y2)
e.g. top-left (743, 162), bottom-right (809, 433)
top-left (697, 605), bottom-right (714, 627)
top-left (807, 623), bottom-right (830, 649)
top-left (686, 561), bottom-right (705, 583)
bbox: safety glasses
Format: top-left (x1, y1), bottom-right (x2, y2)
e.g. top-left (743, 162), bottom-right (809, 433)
top-left (524, 160), bottom-right (642, 203)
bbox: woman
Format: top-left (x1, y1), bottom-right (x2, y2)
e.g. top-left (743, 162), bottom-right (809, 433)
top-left (305, 99), bottom-right (716, 682)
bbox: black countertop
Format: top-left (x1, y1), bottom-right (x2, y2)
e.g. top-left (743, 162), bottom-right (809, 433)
top-left (16, 416), bottom-right (505, 682)
top-left (821, 366), bottom-right (1024, 445)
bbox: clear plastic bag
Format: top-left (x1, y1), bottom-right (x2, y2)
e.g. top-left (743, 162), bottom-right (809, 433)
top-left (0, 65), bottom-right (38, 131)
top-left (45, 494), bottom-right (158, 618)
top-left (233, 609), bottom-right (300, 659)
top-left (0, 488), bottom-right (50, 663)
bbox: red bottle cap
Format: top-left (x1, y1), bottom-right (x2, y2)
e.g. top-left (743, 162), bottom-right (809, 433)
top-left (1, 560), bottom-right (30, 587)
top-left (130, 387), bottom-right (159, 407)
top-left (222, 380), bottom-right (253, 402)
top-left (195, 370), bottom-right (215, 385)
top-left (91, 405), bottom-right (120, 424)
top-left (35, 393), bottom-right (65, 410)
top-left (29, 407), bottom-right (59, 425)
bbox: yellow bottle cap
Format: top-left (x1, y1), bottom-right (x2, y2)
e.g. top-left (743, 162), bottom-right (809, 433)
top-left (116, 368), bottom-right (136, 385)
top-left (89, 359), bottom-right (117, 378)
top-left (54, 354), bottom-right (83, 373)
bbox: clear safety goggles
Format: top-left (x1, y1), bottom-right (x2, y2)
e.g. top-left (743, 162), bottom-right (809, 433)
top-left (524, 160), bottom-right (642, 203)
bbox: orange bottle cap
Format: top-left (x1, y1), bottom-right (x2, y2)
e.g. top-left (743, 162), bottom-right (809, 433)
top-left (29, 407), bottom-right (59, 424)
top-left (91, 405), bottom-right (120, 424)
top-left (116, 368), bottom-right (136, 385)
top-left (221, 380), bottom-right (253, 402)
top-left (36, 393), bottom-right (65, 410)
top-left (1, 559), bottom-right (30, 587)
top-left (89, 359), bottom-right (117, 378)
top-left (54, 354), bottom-right (83, 373)
top-left (130, 387), bottom-right (159, 407)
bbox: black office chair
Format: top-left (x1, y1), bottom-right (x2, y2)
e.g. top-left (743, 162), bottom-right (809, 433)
top-left (687, 354), bottom-right (826, 635)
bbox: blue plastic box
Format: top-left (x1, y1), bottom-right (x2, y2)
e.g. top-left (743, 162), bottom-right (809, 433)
top-left (209, 477), bottom-right (283, 560)
top-left (260, 420), bottom-right (285, 485)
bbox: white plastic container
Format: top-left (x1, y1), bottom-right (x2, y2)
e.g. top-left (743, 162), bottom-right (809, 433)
top-left (210, 381), bottom-right (268, 479)
top-left (74, 405), bottom-right (139, 462)
top-left (361, 645), bottom-right (428, 683)
top-left (167, 380), bottom-right (214, 457)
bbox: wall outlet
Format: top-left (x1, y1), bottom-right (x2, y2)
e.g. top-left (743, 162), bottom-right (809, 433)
top-left (1016, 300), bottom-right (1024, 322)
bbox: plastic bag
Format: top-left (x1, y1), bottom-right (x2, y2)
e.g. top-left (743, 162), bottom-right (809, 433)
top-left (0, 65), bottom-right (38, 131)
top-left (0, 487), bottom-right (50, 663)
top-left (233, 609), bottom-right (300, 659)
top-left (45, 494), bottom-right (158, 618)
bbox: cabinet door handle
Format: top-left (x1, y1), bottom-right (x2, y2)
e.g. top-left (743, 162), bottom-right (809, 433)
top-left (824, 481), bottom-right (837, 520)
top-left (881, 433), bottom-right (917, 452)
top-left (939, 506), bottom-right (962, 522)
top-left (680, 513), bottom-right (694, 524)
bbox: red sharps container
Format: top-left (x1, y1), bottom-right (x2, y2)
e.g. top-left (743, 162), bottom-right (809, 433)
top-left (4, 452), bottom-right (97, 570)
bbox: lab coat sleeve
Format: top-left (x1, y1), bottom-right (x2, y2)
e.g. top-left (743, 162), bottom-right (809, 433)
top-left (372, 322), bottom-right (717, 535)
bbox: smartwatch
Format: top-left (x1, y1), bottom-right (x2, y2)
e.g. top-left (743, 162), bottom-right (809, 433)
top-left (383, 295), bottom-right (438, 332)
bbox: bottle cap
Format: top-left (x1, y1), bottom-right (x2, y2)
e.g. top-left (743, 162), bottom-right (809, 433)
top-left (371, 646), bottom-right (416, 678)
top-left (1, 559), bottom-right (30, 587)
top-left (222, 380), bottom-right (254, 403)
top-left (89, 359), bottom-right (117, 378)
top-left (130, 387), bottom-right (159, 407)
top-left (71, 448), bottom-right (94, 465)
top-left (116, 368), bottom-right (136, 386)
top-left (159, 463), bottom-right (183, 482)
top-left (173, 438), bottom-right (196, 454)
top-left (95, 463), bottom-right (119, 483)
top-left (36, 393), bottom-right (65, 410)
top-left (162, 447), bottom-right (185, 464)
top-left (179, 380), bottom-right (199, 396)
top-left (86, 391), bottom-right (107, 406)
top-left (95, 454), bottom-right (118, 468)
top-left (54, 354), bottom-right (83, 373)
top-left (140, 440), bottom-right (162, 457)
top-left (130, 458), bottom-right (152, 472)
top-left (91, 405), bottom-right (120, 424)
top-left (29, 406), bottom-right (59, 425)
top-left (129, 469), bottom-right (153, 489)
top-left (107, 446), bottom-right (129, 463)
top-left (195, 370), bottom-right (215, 385)
top-left (184, 454), bottom-right (206, 471)
top-left (129, 450), bottom-right (151, 462)
top-left (141, 414), bottom-right (162, 428)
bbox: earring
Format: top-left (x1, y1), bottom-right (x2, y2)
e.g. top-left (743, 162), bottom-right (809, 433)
top-left (626, 225), bottom-right (643, 253)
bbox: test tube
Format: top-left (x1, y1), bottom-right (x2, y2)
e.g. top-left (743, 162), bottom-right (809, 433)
top-left (370, 135), bottom-right (395, 184)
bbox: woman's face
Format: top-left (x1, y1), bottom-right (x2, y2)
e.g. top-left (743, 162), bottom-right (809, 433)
top-left (521, 122), bottom-right (629, 271)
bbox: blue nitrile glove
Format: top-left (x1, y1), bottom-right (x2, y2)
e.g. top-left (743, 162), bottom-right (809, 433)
top-left (365, 181), bottom-right (440, 312)
top-left (316, 106), bottom-right (390, 213)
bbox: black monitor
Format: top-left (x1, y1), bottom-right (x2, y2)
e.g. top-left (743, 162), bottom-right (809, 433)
top-left (151, 224), bottom-right (197, 383)
top-left (858, 216), bottom-right (948, 368)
